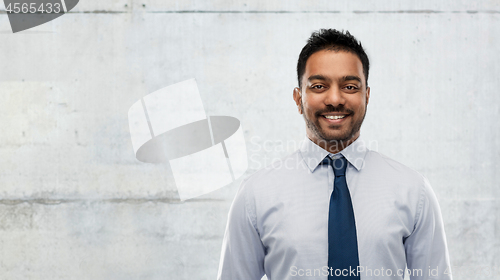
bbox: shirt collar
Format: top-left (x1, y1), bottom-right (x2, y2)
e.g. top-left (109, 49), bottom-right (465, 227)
top-left (299, 135), bottom-right (368, 173)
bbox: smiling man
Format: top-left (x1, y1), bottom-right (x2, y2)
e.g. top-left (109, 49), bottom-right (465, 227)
top-left (295, 48), bottom-right (369, 153)
top-left (218, 29), bottom-right (452, 280)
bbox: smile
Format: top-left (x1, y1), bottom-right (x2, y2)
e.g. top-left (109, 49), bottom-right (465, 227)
top-left (323, 115), bottom-right (346, 120)
top-left (320, 114), bottom-right (351, 123)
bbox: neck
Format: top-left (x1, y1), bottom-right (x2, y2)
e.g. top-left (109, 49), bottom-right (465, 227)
top-left (308, 133), bottom-right (359, 154)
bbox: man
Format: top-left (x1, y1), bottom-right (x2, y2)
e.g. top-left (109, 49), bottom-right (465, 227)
top-left (218, 29), bottom-right (451, 280)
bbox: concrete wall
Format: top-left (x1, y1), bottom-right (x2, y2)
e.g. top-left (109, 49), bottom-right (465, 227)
top-left (1, 1), bottom-right (499, 279)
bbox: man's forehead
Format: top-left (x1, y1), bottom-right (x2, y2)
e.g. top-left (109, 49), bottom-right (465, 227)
top-left (302, 50), bottom-right (365, 84)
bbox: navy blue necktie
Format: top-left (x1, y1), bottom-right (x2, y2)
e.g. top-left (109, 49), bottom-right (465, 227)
top-left (322, 155), bottom-right (360, 279)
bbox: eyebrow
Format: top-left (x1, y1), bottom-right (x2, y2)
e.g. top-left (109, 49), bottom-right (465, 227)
top-left (307, 75), bottom-right (331, 83)
top-left (341, 75), bottom-right (362, 83)
top-left (307, 75), bottom-right (362, 84)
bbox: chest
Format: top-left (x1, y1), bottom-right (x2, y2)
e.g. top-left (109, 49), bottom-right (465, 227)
top-left (256, 177), bottom-right (416, 259)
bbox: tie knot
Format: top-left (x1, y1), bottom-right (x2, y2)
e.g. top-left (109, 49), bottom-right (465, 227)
top-left (322, 155), bottom-right (347, 177)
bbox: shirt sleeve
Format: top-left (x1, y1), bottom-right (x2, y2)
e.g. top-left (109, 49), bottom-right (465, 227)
top-left (217, 178), bottom-right (266, 280)
top-left (404, 177), bottom-right (453, 280)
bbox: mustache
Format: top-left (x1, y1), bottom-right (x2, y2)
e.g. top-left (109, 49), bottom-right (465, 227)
top-left (315, 106), bottom-right (354, 116)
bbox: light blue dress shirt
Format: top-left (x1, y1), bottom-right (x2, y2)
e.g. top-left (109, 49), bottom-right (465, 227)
top-left (218, 136), bottom-right (452, 280)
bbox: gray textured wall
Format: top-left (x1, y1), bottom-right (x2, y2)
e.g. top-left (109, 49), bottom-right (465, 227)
top-left (1, 1), bottom-right (499, 279)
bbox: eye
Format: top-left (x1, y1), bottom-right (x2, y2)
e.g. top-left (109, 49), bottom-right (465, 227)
top-left (310, 84), bottom-right (327, 92)
top-left (344, 85), bottom-right (358, 91)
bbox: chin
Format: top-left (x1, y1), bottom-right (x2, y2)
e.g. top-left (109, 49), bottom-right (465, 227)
top-left (322, 128), bottom-right (356, 141)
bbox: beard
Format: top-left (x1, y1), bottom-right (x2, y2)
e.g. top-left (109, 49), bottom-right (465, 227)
top-left (301, 101), bottom-right (367, 143)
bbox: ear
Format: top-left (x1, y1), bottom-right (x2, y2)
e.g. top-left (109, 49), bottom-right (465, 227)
top-left (365, 86), bottom-right (370, 105)
top-left (293, 87), bottom-right (303, 114)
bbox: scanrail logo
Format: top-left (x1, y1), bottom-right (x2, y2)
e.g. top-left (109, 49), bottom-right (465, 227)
top-left (4, 0), bottom-right (79, 33)
top-left (128, 79), bottom-right (248, 201)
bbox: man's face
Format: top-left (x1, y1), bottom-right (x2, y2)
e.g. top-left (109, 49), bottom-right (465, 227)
top-left (293, 50), bottom-right (370, 147)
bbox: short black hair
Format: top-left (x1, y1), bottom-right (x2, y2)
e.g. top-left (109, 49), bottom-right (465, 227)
top-left (296, 29), bottom-right (370, 88)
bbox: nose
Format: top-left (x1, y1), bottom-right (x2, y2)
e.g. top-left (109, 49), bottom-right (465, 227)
top-left (323, 86), bottom-right (345, 107)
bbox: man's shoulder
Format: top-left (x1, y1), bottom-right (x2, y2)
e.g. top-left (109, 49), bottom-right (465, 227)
top-left (238, 149), bottom-right (307, 191)
top-left (363, 148), bottom-right (428, 184)
top-left (249, 149), bottom-right (305, 179)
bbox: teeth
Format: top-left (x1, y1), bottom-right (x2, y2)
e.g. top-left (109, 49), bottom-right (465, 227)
top-left (324, 115), bottom-right (346, 120)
